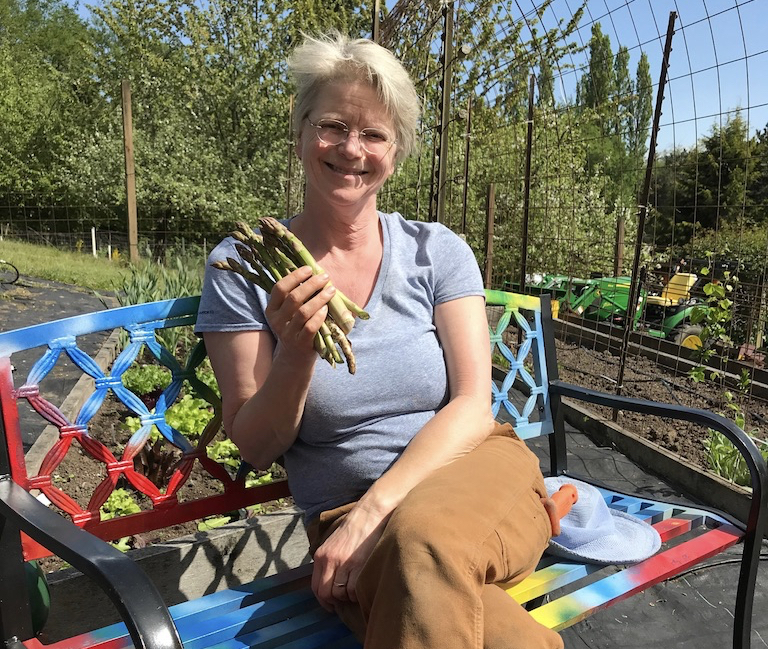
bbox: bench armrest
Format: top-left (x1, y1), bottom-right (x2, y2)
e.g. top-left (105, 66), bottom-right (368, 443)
top-left (549, 379), bottom-right (768, 508)
top-left (0, 479), bottom-right (182, 649)
top-left (550, 379), bottom-right (768, 639)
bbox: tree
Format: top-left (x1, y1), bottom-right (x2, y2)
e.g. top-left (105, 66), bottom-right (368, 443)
top-left (746, 123), bottom-right (768, 225)
top-left (629, 53), bottom-right (653, 166)
top-left (577, 23), bottom-right (612, 111)
top-left (672, 114), bottom-right (755, 235)
top-left (537, 57), bottom-right (554, 108)
top-left (0, 0), bottom-right (92, 195)
top-left (60, 0), bottom-right (372, 247)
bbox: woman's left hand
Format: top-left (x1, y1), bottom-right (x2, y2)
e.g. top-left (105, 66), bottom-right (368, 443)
top-left (311, 505), bottom-right (389, 611)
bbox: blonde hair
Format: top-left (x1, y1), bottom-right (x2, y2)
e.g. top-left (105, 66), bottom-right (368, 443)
top-left (288, 32), bottom-right (421, 163)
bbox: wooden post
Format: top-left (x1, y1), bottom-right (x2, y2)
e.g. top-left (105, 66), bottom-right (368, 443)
top-left (484, 184), bottom-right (495, 288)
top-left (372, 0), bottom-right (381, 42)
top-left (286, 95), bottom-right (294, 219)
top-left (121, 80), bottom-right (139, 263)
top-left (756, 283), bottom-right (767, 349)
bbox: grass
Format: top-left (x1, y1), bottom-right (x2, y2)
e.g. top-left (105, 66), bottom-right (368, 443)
top-left (0, 239), bottom-right (129, 291)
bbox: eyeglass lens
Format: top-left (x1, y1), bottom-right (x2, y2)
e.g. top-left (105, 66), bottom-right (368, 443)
top-left (311, 119), bottom-right (394, 154)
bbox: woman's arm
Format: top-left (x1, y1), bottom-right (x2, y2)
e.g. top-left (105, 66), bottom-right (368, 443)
top-left (357, 294), bottom-right (494, 513)
top-left (311, 294), bottom-right (494, 608)
top-left (204, 266), bottom-right (339, 469)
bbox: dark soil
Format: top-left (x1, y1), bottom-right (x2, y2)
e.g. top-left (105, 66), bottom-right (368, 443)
top-left (554, 339), bottom-right (768, 468)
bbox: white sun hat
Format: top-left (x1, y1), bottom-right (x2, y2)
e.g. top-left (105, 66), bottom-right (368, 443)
top-left (544, 476), bottom-right (662, 565)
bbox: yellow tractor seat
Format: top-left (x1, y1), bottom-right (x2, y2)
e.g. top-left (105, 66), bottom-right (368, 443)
top-left (645, 272), bottom-right (698, 307)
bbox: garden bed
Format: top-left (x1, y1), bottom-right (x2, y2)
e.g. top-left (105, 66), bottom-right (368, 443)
top-left (554, 339), bottom-right (768, 475)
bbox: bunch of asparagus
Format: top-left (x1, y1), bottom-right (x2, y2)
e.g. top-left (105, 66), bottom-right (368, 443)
top-left (211, 217), bottom-right (369, 374)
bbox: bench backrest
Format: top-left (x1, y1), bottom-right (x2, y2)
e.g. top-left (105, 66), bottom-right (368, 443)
top-left (0, 290), bottom-right (560, 560)
top-left (485, 289), bottom-right (556, 438)
top-left (0, 296), bottom-right (290, 560)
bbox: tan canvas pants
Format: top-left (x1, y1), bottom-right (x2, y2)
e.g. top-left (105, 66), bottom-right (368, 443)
top-left (306, 423), bottom-right (564, 649)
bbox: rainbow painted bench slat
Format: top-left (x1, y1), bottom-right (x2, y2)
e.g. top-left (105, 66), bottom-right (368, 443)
top-left (1, 290), bottom-right (765, 649)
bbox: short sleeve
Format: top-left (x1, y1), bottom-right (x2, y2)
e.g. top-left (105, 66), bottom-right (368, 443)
top-left (430, 225), bottom-right (484, 305)
top-left (195, 237), bottom-right (271, 333)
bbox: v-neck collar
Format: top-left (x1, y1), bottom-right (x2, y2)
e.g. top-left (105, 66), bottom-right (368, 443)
top-left (282, 211), bottom-right (390, 315)
top-left (358, 211), bottom-right (389, 314)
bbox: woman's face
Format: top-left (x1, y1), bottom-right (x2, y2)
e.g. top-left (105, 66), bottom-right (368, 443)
top-left (297, 81), bottom-right (398, 213)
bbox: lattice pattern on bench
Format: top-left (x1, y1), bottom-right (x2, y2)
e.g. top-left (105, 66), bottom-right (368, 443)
top-left (486, 289), bottom-right (553, 439)
top-left (0, 297), bottom-right (289, 560)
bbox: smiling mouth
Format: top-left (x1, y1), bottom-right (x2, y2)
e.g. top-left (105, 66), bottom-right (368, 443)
top-left (327, 163), bottom-right (366, 175)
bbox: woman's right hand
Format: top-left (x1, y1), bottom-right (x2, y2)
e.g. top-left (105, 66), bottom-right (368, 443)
top-left (265, 265), bottom-right (336, 362)
top-left (204, 266), bottom-right (336, 469)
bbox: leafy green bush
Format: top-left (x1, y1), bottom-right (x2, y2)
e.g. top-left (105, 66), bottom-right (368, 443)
top-left (705, 391), bottom-right (768, 486)
top-left (124, 393), bottom-right (214, 442)
top-left (166, 394), bottom-right (215, 439)
top-left (122, 364), bottom-right (171, 396)
top-left (689, 269), bottom-right (737, 383)
top-left (100, 488), bottom-right (141, 520)
top-left (206, 438), bottom-right (241, 470)
top-left (99, 488), bottom-right (142, 552)
top-left (206, 438), bottom-right (275, 486)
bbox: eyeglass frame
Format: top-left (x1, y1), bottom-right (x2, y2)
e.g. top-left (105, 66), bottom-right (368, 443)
top-left (305, 117), bottom-right (397, 156)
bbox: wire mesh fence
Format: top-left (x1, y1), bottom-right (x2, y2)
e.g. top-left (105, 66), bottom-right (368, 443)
top-left (1, 0), bottom-right (766, 408)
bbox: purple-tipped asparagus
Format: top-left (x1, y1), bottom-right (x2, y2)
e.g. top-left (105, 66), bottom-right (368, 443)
top-left (211, 218), bottom-right (369, 374)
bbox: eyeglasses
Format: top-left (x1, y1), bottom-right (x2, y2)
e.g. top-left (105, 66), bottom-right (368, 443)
top-left (306, 118), bottom-right (396, 155)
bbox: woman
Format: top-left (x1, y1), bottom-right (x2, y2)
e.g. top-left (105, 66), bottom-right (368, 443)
top-left (196, 32), bottom-right (562, 649)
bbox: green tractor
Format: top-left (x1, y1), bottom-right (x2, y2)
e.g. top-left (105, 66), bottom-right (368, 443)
top-left (550, 272), bottom-right (705, 349)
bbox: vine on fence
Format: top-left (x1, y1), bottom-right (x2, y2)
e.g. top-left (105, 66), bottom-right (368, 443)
top-left (689, 268), bottom-right (768, 485)
top-left (689, 267), bottom-right (738, 383)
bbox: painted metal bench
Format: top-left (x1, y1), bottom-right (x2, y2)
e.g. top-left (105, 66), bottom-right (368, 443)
top-left (0, 290), bottom-right (765, 649)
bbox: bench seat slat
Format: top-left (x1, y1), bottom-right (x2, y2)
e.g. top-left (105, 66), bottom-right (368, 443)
top-left (28, 607), bottom-right (340, 649)
top-left (653, 517), bottom-right (694, 540)
top-left (26, 566), bottom-right (315, 649)
top-left (201, 608), bottom-right (336, 649)
top-left (165, 565), bottom-right (314, 625)
top-left (505, 562), bottom-right (601, 603)
top-left (180, 591), bottom-right (319, 649)
top-left (187, 601), bottom-right (326, 649)
top-left (632, 507), bottom-right (673, 524)
top-left (275, 624), bottom-right (359, 649)
top-left (529, 524), bottom-right (743, 631)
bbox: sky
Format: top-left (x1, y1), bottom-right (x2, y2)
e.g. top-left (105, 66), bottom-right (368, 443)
top-left (501, 0), bottom-right (767, 151)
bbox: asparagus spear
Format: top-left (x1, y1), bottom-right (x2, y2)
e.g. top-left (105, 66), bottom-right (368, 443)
top-left (211, 219), bottom-right (368, 374)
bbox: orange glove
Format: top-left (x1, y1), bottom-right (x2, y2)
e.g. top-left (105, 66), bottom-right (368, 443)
top-left (540, 483), bottom-right (578, 537)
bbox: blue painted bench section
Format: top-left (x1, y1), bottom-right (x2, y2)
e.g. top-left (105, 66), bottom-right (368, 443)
top-left (0, 290), bottom-right (765, 649)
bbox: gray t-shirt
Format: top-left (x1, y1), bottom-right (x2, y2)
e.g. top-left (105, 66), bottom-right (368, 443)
top-left (196, 211), bottom-right (484, 522)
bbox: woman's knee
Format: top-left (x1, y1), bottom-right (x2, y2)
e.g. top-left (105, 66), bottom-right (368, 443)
top-left (378, 498), bottom-right (461, 561)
